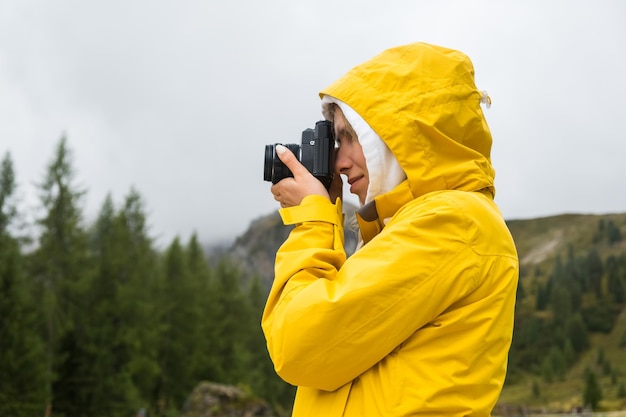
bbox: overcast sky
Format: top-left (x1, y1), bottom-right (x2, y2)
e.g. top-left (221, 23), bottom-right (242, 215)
top-left (1, 0), bottom-right (625, 247)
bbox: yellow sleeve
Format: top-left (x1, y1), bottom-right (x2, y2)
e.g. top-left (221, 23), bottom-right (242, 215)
top-left (261, 194), bottom-right (347, 382)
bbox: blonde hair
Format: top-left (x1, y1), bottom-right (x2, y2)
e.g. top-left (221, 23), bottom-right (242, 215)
top-left (325, 102), bottom-right (358, 142)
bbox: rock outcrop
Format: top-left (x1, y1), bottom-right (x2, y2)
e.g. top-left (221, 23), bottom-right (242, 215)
top-left (181, 381), bottom-right (275, 417)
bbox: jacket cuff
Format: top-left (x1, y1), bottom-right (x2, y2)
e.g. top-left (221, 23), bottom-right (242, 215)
top-left (279, 195), bottom-right (343, 225)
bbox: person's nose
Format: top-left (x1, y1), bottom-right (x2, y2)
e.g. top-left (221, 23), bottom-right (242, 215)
top-left (334, 146), bottom-right (352, 174)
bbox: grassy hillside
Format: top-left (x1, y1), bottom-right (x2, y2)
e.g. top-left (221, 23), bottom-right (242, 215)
top-left (508, 213), bottom-right (626, 266)
top-left (496, 308), bottom-right (626, 412)
top-left (496, 212), bottom-right (626, 412)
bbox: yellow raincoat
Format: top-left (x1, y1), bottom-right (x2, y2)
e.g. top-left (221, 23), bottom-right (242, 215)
top-left (262, 43), bottom-right (519, 416)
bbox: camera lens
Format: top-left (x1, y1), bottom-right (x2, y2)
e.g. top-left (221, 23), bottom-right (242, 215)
top-left (264, 144), bottom-right (275, 182)
top-left (263, 143), bottom-right (300, 184)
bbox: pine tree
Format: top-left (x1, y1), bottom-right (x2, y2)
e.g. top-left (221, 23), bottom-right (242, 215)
top-left (551, 255), bottom-right (565, 283)
top-left (113, 189), bottom-right (161, 413)
top-left (154, 236), bottom-right (204, 416)
top-left (186, 233), bottom-right (219, 385)
top-left (606, 220), bottom-right (623, 244)
top-left (27, 136), bottom-right (91, 415)
top-left (569, 281), bottom-right (583, 313)
top-left (550, 284), bottom-right (572, 324)
top-left (563, 339), bottom-right (576, 366)
top-left (586, 248), bottom-right (604, 298)
top-left (231, 275), bottom-right (263, 387)
top-left (567, 313), bottom-right (590, 354)
top-left (541, 356), bottom-right (554, 383)
top-left (0, 152), bottom-right (48, 416)
top-left (209, 259), bottom-right (248, 383)
top-left (532, 380), bottom-right (541, 398)
top-left (548, 346), bottom-right (567, 381)
top-left (536, 283), bottom-right (549, 311)
top-left (593, 219), bottom-right (605, 244)
top-left (606, 255), bottom-right (625, 303)
top-left (583, 369), bottom-right (602, 410)
top-left (83, 194), bottom-right (143, 417)
top-left (246, 275), bottom-right (296, 407)
top-left (0, 152), bottom-right (17, 233)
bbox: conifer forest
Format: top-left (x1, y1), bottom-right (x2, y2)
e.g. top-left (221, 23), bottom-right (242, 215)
top-left (0, 138), bottom-right (295, 417)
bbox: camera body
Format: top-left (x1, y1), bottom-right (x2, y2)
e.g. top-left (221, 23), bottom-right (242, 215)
top-left (264, 120), bottom-right (335, 190)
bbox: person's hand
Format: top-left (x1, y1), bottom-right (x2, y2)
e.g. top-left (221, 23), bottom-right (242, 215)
top-left (270, 145), bottom-right (330, 208)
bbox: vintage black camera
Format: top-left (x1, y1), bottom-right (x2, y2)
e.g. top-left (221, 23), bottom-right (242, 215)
top-left (264, 120), bottom-right (335, 190)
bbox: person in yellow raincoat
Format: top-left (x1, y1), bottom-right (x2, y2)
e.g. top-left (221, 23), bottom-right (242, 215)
top-left (262, 42), bottom-right (519, 416)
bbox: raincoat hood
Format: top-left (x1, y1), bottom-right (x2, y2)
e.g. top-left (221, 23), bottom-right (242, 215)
top-left (320, 95), bottom-right (406, 206)
top-left (320, 42), bottom-right (495, 225)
